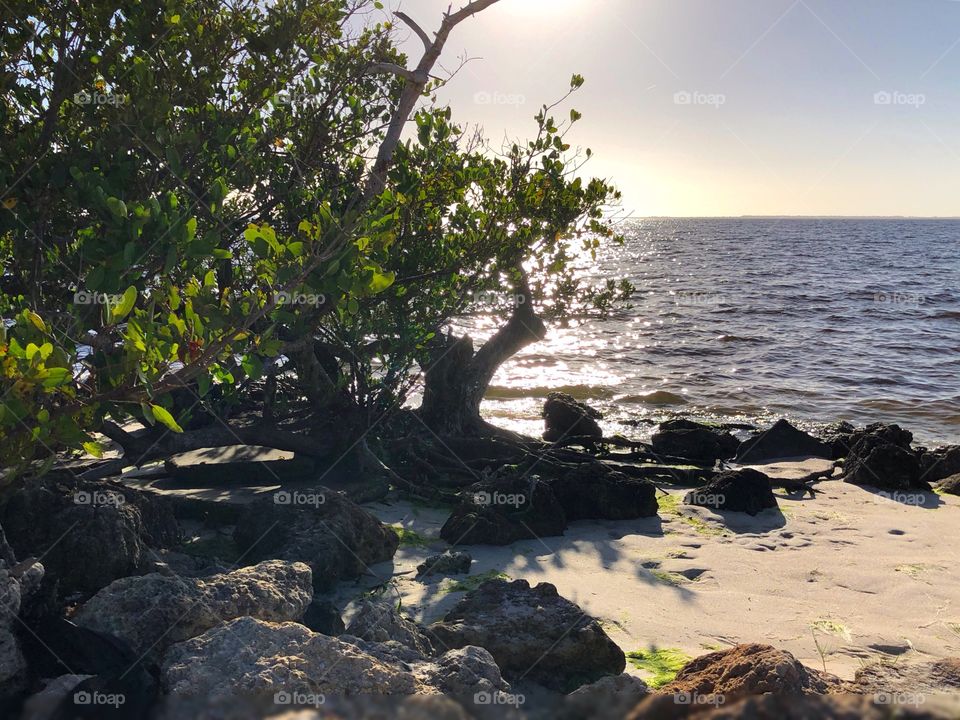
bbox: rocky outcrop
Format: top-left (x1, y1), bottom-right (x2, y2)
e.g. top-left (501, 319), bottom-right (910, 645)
top-left (429, 578), bottom-right (625, 691)
top-left (819, 420), bottom-right (858, 460)
top-left (345, 598), bottom-right (435, 658)
top-left (735, 419), bottom-right (831, 463)
top-left (543, 392), bottom-right (603, 442)
top-left (683, 469), bottom-right (778, 516)
top-left (651, 419), bottom-right (739, 464)
top-left (441, 476), bottom-right (566, 546)
top-left (657, 644), bottom-right (841, 701)
top-left (161, 617), bottom-right (419, 701)
top-left (417, 551), bottom-right (472, 578)
top-left (552, 464), bottom-right (659, 521)
top-left (937, 473), bottom-right (960, 496)
top-left (920, 446), bottom-right (960, 484)
top-left (232, 490), bottom-right (399, 590)
top-left (73, 560), bottom-right (312, 660)
top-left (563, 674), bottom-right (650, 720)
top-left (842, 424), bottom-right (925, 490)
top-left (0, 524), bottom-right (44, 700)
top-left (0, 475), bottom-right (179, 598)
top-left (416, 646), bottom-right (510, 697)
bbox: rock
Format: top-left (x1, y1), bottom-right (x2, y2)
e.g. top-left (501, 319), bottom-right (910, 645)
top-left (301, 598), bottom-right (345, 635)
top-left (232, 489), bottom-right (398, 590)
top-left (441, 476), bottom-right (567, 546)
top-left (938, 473), bottom-right (960, 496)
top-left (920, 446), bottom-right (960, 484)
top-left (735, 419), bottom-right (831, 463)
top-left (19, 674), bottom-right (92, 720)
top-left (429, 578), bottom-right (625, 692)
top-left (73, 560), bottom-right (312, 660)
top-left (417, 551), bottom-right (472, 578)
top-left (345, 598), bottom-right (435, 658)
top-left (630, 694), bottom-right (951, 720)
top-left (161, 617), bottom-right (418, 702)
top-left (0, 475), bottom-right (179, 597)
top-left (0, 522), bottom-right (44, 700)
top-left (543, 392), bottom-right (603, 442)
top-left (417, 646), bottom-right (510, 696)
top-left (563, 674), bottom-right (650, 720)
top-left (853, 657), bottom-right (960, 695)
top-left (657, 643), bottom-right (842, 702)
top-left (651, 419), bottom-right (739, 464)
top-left (819, 420), bottom-right (858, 460)
top-left (683, 469), bottom-right (778, 516)
top-left (163, 445), bottom-right (316, 484)
top-left (843, 426), bottom-right (925, 490)
top-left (552, 464), bottom-right (659, 521)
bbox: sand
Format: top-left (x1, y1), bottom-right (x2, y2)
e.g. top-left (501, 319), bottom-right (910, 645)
top-left (336, 458), bottom-right (960, 684)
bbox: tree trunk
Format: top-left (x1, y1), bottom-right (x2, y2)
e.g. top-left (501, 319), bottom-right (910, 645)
top-left (420, 270), bottom-right (546, 436)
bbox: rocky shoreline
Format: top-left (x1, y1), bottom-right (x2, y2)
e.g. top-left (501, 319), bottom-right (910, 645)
top-left (2, 401), bottom-right (960, 719)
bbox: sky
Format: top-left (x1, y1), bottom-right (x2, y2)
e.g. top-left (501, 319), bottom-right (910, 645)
top-left (380, 0), bottom-right (960, 217)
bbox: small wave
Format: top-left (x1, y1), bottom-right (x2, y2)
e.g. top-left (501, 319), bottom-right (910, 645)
top-left (930, 310), bottom-right (960, 320)
top-left (620, 390), bottom-right (688, 406)
top-left (715, 334), bottom-right (766, 343)
top-left (485, 384), bottom-right (616, 401)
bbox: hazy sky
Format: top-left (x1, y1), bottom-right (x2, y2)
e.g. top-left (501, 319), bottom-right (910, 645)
top-left (385, 0), bottom-right (960, 217)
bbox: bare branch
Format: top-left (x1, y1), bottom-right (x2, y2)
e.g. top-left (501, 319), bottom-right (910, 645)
top-left (395, 11), bottom-right (432, 50)
top-left (366, 62), bottom-right (421, 83)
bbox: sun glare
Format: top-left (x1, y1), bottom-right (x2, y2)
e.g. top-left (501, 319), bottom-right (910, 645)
top-left (502, 0), bottom-right (584, 17)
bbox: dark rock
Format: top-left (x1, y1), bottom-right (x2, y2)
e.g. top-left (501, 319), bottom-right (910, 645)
top-left (345, 598), bottom-right (435, 658)
top-left (429, 578), bottom-right (625, 692)
top-left (563, 674), bottom-right (650, 720)
top-left (853, 657), bottom-right (960, 695)
top-left (651, 419), bottom-right (739, 464)
top-left (938, 473), bottom-right (960, 496)
top-left (819, 420), bottom-right (858, 459)
top-left (552, 463), bottom-right (659, 521)
top-left (232, 488), bottom-right (399, 590)
top-left (735, 419), bottom-right (831, 463)
top-left (658, 643), bottom-right (842, 701)
top-left (843, 428), bottom-right (924, 490)
top-left (0, 474), bottom-right (179, 598)
top-left (417, 551), bottom-right (472, 578)
top-left (0, 523), bottom-right (44, 701)
top-left (417, 645), bottom-right (510, 697)
top-left (302, 598), bottom-right (345, 635)
top-left (919, 446), bottom-right (960, 484)
top-left (440, 476), bottom-right (567, 546)
top-left (543, 392), bottom-right (603, 442)
top-left (683, 469), bottom-right (777, 516)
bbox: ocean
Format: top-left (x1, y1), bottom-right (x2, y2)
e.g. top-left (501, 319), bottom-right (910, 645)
top-left (474, 218), bottom-right (960, 446)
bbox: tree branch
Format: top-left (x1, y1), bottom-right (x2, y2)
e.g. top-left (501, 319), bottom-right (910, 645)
top-left (395, 11), bottom-right (432, 50)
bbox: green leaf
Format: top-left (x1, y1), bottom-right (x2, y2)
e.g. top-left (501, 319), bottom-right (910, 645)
top-left (106, 197), bottom-right (128, 219)
top-left (83, 441), bottom-right (104, 458)
top-left (111, 286), bottom-right (138, 322)
top-left (39, 367), bottom-right (71, 388)
top-left (150, 405), bottom-right (183, 433)
top-left (368, 270), bottom-right (395, 294)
